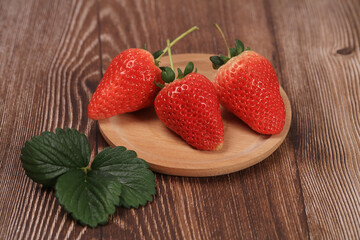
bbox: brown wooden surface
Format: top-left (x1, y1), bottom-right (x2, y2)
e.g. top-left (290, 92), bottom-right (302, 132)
top-left (0, 0), bottom-right (359, 239)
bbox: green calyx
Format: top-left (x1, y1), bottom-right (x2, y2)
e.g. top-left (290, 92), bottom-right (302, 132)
top-left (152, 26), bottom-right (199, 87)
top-left (154, 37), bottom-right (197, 88)
top-left (178, 61), bottom-right (197, 78)
top-left (210, 39), bottom-right (250, 69)
top-left (155, 62), bottom-right (197, 88)
top-left (210, 23), bottom-right (250, 69)
top-left (152, 50), bottom-right (163, 60)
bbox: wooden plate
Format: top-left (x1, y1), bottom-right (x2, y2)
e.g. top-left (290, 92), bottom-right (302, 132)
top-left (98, 53), bottom-right (291, 177)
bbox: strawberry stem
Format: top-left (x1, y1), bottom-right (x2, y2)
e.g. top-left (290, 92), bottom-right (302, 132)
top-left (155, 26), bottom-right (199, 62)
top-left (167, 39), bottom-right (174, 71)
top-left (210, 24), bottom-right (251, 70)
top-left (214, 23), bottom-right (230, 58)
top-left (156, 27), bottom-right (198, 86)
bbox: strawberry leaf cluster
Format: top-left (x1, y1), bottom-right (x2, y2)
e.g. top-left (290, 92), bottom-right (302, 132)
top-left (155, 62), bottom-right (197, 88)
top-left (210, 39), bottom-right (250, 69)
top-left (20, 128), bottom-right (155, 227)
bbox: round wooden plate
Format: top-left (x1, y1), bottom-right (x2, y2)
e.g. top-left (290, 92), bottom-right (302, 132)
top-left (98, 53), bottom-right (291, 177)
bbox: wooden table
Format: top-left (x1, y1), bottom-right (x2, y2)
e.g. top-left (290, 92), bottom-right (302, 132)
top-left (1, 0), bottom-right (359, 239)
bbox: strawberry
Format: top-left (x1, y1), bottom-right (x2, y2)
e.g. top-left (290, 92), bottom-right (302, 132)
top-left (88, 48), bottom-right (162, 120)
top-left (210, 39), bottom-right (286, 135)
top-left (154, 62), bottom-right (224, 151)
top-left (88, 26), bottom-right (199, 120)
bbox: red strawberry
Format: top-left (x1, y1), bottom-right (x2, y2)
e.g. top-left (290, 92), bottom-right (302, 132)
top-left (88, 48), bottom-right (162, 120)
top-left (154, 63), bottom-right (224, 151)
top-left (88, 26), bottom-right (199, 120)
top-left (211, 40), bottom-right (285, 134)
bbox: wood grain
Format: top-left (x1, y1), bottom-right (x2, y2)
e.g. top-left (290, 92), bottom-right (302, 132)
top-left (0, 0), bottom-right (359, 239)
top-left (268, 0), bottom-right (360, 238)
top-left (0, 0), bottom-right (101, 239)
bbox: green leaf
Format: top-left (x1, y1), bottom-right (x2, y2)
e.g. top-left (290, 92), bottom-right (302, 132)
top-left (235, 39), bottom-right (244, 54)
top-left (219, 54), bottom-right (229, 63)
top-left (20, 128), bottom-right (156, 228)
top-left (210, 56), bottom-right (223, 65)
top-left (55, 169), bottom-right (122, 228)
top-left (161, 67), bottom-right (175, 83)
top-left (245, 46), bottom-right (251, 51)
top-left (229, 47), bottom-right (237, 57)
top-left (177, 68), bottom-right (184, 79)
top-left (91, 147), bottom-right (156, 208)
top-left (152, 50), bottom-right (163, 59)
top-left (20, 128), bottom-right (90, 187)
top-left (183, 62), bottom-right (194, 77)
top-left (154, 80), bottom-right (165, 88)
top-left (209, 56), bottom-right (224, 69)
